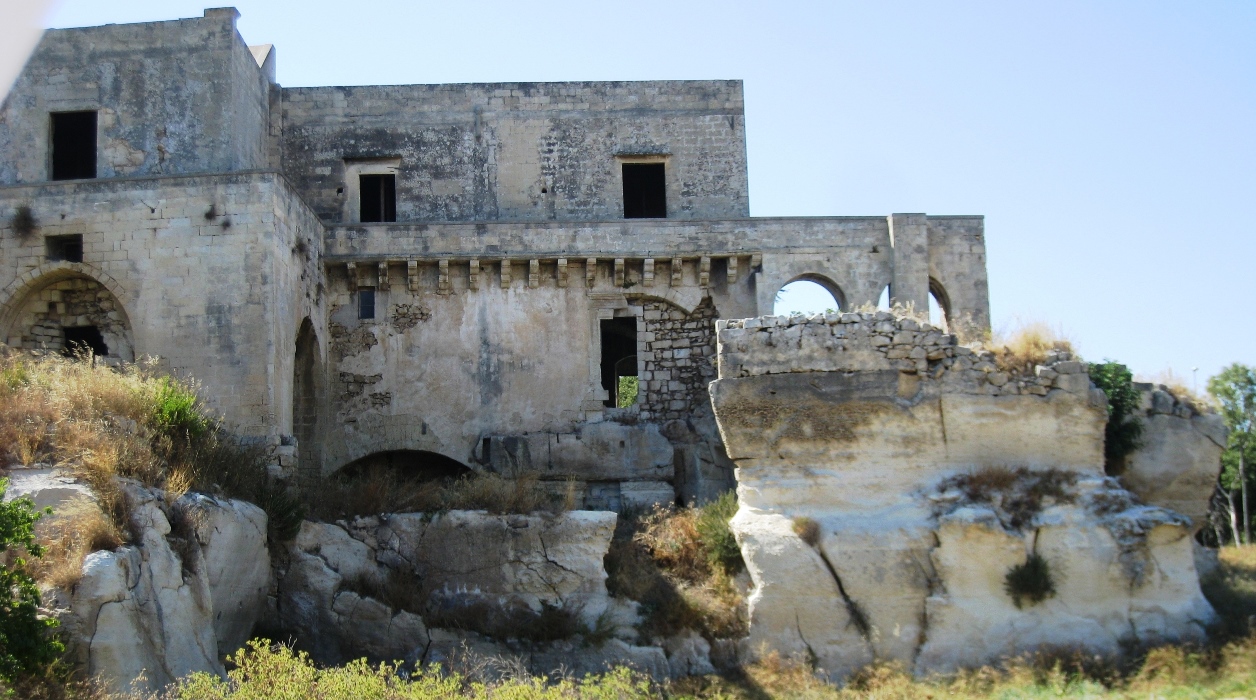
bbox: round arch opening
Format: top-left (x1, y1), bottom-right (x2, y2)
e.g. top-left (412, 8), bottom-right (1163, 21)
top-left (3, 273), bottom-right (134, 361)
top-left (773, 276), bottom-right (847, 316)
top-left (928, 278), bottom-right (952, 332)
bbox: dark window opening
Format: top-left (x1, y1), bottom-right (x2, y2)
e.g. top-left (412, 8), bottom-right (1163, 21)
top-left (360, 174), bottom-right (396, 223)
top-left (46, 234), bottom-right (83, 263)
top-left (622, 162), bottom-right (666, 219)
top-left (600, 317), bottom-right (638, 407)
top-left (50, 111), bottom-right (97, 181)
top-left (63, 326), bottom-right (107, 357)
top-left (357, 287), bottom-right (376, 320)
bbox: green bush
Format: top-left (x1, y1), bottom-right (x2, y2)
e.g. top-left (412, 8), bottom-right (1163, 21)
top-left (695, 490), bottom-right (743, 575)
top-left (172, 639), bottom-right (654, 700)
top-left (151, 376), bottom-right (211, 439)
top-left (1088, 361), bottom-right (1144, 473)
top-left (616, 376), bottom-right (639, 408)
top-left (0, 479), bottom-right (64, 689)
top-left (1004, 552), bottom-right (1056, 609)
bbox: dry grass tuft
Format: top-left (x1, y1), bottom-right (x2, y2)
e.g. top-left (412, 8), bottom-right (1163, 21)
top-left (26, 500), bottom-right (124, 590)
top-left (792, 516), bottom-right (820, 546)
top-left (989, 321), bottom-right (1074, 374)
top-left (0, 350), bottom-right (294, 586)
top-left (1137, 368), bottom-right (1212, 409)
top-left (607, 497), bottom-right (747, 640)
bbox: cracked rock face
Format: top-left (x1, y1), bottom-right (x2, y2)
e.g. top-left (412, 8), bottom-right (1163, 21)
top-left (48, 484), bottom-right (272, 694)
top-left (275, 510), bottom-right (616, 665)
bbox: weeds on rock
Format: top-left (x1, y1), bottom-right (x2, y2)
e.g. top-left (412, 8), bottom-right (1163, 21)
top-left (1004, 552), bottom-right (1056, 609)
top-left (0, 351), bottom-right (300, 581)
top-left (989, 321), bottom-right (1073, 375)
top-left (607, 493), bottom-right (747, 640)
top-left (10, 206), bottom-right (37, 239)
top-left (937, 466), bottom-right (1078, 531)
top-left (792, 516), bottom-right (820, 546)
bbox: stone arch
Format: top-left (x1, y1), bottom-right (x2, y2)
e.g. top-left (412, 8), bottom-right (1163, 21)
top-left (774, 273), bottom-right (848, 314)
top-left (0, 263), bottom-right (135, 361)
top-left (293, 318), bottom-right (325, 481)
top-left (928, 277), bottom-right (952, 331)
top-left (333, 449), bottom-right (473, 482)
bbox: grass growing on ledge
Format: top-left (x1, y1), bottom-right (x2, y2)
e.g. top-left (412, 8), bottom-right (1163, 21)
top-left (0, 350), bottom-right (301, 584)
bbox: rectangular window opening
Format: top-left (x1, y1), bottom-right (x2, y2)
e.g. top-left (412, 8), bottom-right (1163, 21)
top-left (359, 174), bottom-right (396, 223)
top-left (50, 111), bottom-right (98, 181)
top-left (622, 162), bottom-right (666, 219)
top-left (63, 326), bottom-right (108, 357)
top-left (357, 287), bottom-right (376, 320)
top-left (46, 234), bottom-right (84, 263)
top-left (600, 317), bottom-right (638, 408)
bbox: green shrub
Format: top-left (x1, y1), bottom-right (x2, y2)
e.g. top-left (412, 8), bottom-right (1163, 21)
top-left (151, 376), bottom-right (211, 439)
top-left (616, 376), bottom-right (638, 408)
top-left (1004, 552), bottom-right (1056, 609)
top-left (0, 479), bottom-right (64, 688)
top-left (695, 490), bottom-right (742, 575)
top-left (1088, 361), bottom-right (1144, 474)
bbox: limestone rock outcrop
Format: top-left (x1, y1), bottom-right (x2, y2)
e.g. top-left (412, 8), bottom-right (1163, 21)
top-left (712, 312), bottom-right (1218, 679)
top-left (1122, 384), bottom-right (1226, 528)
top-left (48, 484), bottom-right (271, 694)
top-left (275, 510), bottom-right (617, 665)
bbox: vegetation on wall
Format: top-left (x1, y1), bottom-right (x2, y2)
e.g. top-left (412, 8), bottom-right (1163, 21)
top-left (0, 480), bottom-right (63, 691)
top-left (1088, 361), bottom-right (1144, 474)
top-left (1003, 552), bottom-right (1056, 609)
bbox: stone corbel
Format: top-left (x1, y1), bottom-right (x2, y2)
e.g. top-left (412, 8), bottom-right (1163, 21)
top-left (501, 260), bottom-right (512, 288)
top-left (469, 259), bottom-right (480, 291)
top-left (378, 262), bottom-right (389, 290)
top-left (407, 260), bottom-right (418, 292)
top-left (643, 258), bottom-right (655, 287)
top-left (671, 257), bottom-right (682, 286)
top-left (529, 259), bottom-right (540, 289)
top-left (614, 258), bottom-right (625, 287)
top-left (346, 262), bottom-right (357, 287)
top-left (727, 256), bottom-right (738, 284)
top-left (557, 258), bottom-right (568, 288)
top-left (699, 256), bottom-right (711, 288)
top-left (750, 253), bottom-right (762, 271)
top-left (437, 259), bottom-right (451, 295)
top-left (585, 258), bottom-right (597, 287)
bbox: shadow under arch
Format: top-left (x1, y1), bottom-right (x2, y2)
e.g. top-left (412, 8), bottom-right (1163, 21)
top-left (775, 273), bottom-right (848, 313)
top-left (293, 317), bottom-right (325, 481)
top-left (0, 263), bottom-right (136, 360)
top-left (333, 449), bottom-right (474, 482)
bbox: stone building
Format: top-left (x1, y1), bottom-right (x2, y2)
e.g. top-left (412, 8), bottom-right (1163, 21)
top-left (0, 8), bottom-right (990, 506)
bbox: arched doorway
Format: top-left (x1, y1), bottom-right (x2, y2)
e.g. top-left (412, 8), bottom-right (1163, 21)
top-left (336, 449), bottom-right (473, 482)
top-left (773, 275), bottom-right (847, 316)
top-left (293, 318), bottom-right (324, 481)
top-left (3, 272), bottom-right (134, 361)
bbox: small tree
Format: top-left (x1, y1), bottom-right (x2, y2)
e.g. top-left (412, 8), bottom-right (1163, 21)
top-left (0, 479), bottom-right (63, 688)
top-left (1088, 361), bottom-right (1144, 474)
top-left (1208, 363), bottom-right (1256, 545)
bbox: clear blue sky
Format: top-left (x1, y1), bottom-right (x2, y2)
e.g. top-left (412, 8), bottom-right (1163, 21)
top-left (42, 1), bottom-right (1256, 387)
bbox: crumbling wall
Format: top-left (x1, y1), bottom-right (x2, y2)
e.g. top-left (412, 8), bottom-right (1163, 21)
top-left (711, 311), bottom-right (1217, 679)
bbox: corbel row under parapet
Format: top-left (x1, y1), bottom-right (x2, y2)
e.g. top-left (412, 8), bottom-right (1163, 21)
top-left (333, 254), bottom-right (763, 292)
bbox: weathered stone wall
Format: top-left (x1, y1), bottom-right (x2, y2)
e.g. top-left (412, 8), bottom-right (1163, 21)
top-left (0, 9), bottom-right (272, 185)
top-left (12, 275), bottom-right (134, 360)
top-left (280, 81), bottom-right (748, 223)
top-left (639, 298), bottom-right (718, 421)
top-left (711, 311), bottom-right (1216, 678)
top-left (0, 173), bottom-right (323, 437)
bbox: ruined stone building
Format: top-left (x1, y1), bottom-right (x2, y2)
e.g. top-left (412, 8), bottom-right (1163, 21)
top-left (0, 8), bottom-right (991, 507)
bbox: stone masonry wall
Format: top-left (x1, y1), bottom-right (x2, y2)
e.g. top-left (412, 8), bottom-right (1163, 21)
top-left (639, 298), bottom-right (718, 421)
top-left (717, 310), bottom-right (1089, 398)
top-left (15, 276), bottom-right (133, 360)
